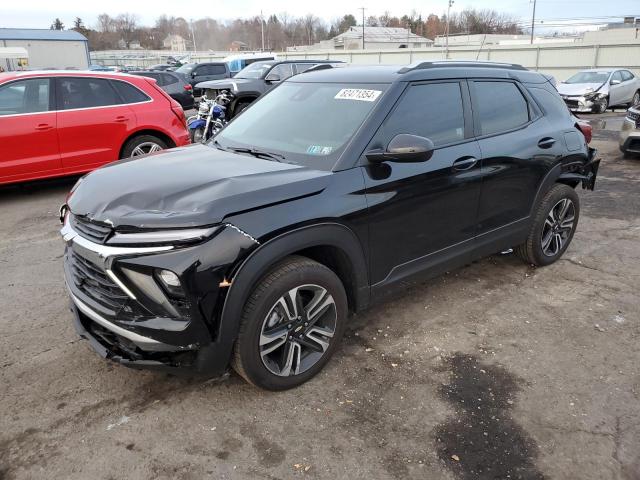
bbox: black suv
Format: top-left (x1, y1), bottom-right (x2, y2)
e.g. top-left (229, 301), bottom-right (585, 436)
top-left (173, 62), bottom-right (231, 96)
top-left (195, 59), bottom-right (341, 118)
top-left (60, 62), bottom-right (599, 390)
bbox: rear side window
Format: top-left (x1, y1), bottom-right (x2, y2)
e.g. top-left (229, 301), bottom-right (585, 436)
top-left (0, 78), bottom-right (50, 115)
top-left (379, 82), bottom-right (465, 147)
top-left (527, 87), bottom-right (570, 119)
top-left (622, 70), bottom-right (634, 82)
top-left (161, 73), bottom-right (178, 85)
top-left (58, 77), bottom-right (121, 110)
top-left (198, 64), bottom-right (227, 76)
top-left (111, 80), bottom-right (150, 104)
top-left (474, 81), bottom-right (529, 136)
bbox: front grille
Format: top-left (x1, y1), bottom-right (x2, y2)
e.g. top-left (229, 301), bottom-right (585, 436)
top-left (626, 110), bottom-right (639, 126)
top-left (563, 98), bottom-right (579, 108)
top-left (69, 250), bottom-right (128, 312)
top-left (72, 215), bottom-right (112, 244)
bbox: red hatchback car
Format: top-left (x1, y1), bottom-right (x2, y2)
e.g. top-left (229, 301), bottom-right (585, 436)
top-left (0, 71), bottom-right (190, 185)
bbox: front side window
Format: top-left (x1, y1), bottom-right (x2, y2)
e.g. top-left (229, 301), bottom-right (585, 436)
top-left (175, 64), bottom-right (195, 75)
top-left (611, 71), bottom-right (623, 84)
top-left (622, 70), bottom-right (635, 82)
top-left (214, 82), bottom-right (388, 169)
top-left (474, 81), bottom-right (529, 136)
top-left (235, 62), bottom-right (273, 79)
top-left (378, 82), bottom-right (465, 147)
top-left (0, 78), bottom-right (50, 116)
top-left (58, 77), bottom-right (121, 110)
top-left (267, 64), bottom-right (294, 81)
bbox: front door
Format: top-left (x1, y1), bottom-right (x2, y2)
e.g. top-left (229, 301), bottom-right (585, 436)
top-left (363, 81), bottom-right (482, 292)
top-left (0, 77), bottom-right (61, 183)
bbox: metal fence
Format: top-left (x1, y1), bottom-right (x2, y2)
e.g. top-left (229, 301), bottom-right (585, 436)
top-left (91, 42), bottom-right (640, 80)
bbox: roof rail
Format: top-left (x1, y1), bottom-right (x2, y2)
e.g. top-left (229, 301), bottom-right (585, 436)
top-left (398, 60), bottom-right (527, 74)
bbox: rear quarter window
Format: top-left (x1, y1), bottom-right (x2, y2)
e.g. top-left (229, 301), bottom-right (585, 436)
top-left (111, 80), bottom-right (151, 104)
top-left (473, 81), bottom-right (530, 136)
top-left (527, 86), bottom-right (571, 119)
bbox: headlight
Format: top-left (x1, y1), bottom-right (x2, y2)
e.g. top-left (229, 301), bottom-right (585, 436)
top-left (583, 91), bottom-right (602, 101)
top-left (106, 226), bottom-right (219, 246)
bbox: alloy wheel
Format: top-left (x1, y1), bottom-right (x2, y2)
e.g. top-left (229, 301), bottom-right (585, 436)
top-left (541, 198), bottom-right (576, 257)
top-left (130, 142), bottom-right (163, 157)
top-left (259, 284), bottom-right (337, 377)
top-left (633, 92), bottom-right (640, 106)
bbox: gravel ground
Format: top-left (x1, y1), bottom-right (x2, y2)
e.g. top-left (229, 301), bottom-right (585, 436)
top-left (1, 111), bottom-right (639, 480)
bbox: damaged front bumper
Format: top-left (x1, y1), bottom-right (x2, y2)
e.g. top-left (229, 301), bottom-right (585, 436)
top-left (560, 95), bottom-right (603, 113)
top-left (60, 215), bottom-right (258, 376)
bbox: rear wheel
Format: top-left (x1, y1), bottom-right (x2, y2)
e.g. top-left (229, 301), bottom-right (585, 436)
top-left (631, 91), bottom-right (640, 107)
top-left (515, 184), bottom-right (580, 267)
top-left (121, 135), bottom-right (167, 158)
top-left (190, 126), bottom-right (205, 143)
top-left (231, 256), bottom-right (348, 390)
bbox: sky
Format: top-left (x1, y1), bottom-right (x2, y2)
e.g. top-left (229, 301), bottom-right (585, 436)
top-left (1, 0), bottom-right (639, 32)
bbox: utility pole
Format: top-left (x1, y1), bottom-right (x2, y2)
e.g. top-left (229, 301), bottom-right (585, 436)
top-left (190, 19), bottom-right (197, 53)
top-left (445, 0), bottom-right (454, 59)
top-left (261, 10), bottom-right (265, 51)
top-left (530, 0), bottom-right (537, 44)
top-left (359, 7), bottom-right (366, 50)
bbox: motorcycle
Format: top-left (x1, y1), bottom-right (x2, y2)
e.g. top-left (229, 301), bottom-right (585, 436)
top-left (187, 90), bottom-right (234, 144)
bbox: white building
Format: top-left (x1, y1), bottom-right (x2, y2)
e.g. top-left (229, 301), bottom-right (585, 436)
top-left (0, 28), bottom-right (89, 70)
top-left (290, 27), bottom-right (433, 51)
top-left (163, 34), bottom-right (187, 52)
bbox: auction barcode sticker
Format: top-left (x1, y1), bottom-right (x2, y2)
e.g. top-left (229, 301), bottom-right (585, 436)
top-left (334, 89), bottom-right (382, 102)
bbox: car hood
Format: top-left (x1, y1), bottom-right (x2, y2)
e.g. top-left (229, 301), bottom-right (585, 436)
top-left (557, 82), bottom-right (605, 96)
top-left (195, 78), bottom-right (255, 91)
top-left (67, 144), bottom-right (332, 229)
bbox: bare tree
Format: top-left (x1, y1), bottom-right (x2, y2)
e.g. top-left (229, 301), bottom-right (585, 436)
top-left (96, 13), bottom-right (114, 33)
top-left (302, 14), bottom-right (318, 45)
top-left (114, 13), bottom-right (138, 48)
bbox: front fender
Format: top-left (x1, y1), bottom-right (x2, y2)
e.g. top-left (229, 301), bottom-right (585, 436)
top-left (209, 223), bottom-right (370, 370)
top-left (188, 119), bottom-right (206, 130)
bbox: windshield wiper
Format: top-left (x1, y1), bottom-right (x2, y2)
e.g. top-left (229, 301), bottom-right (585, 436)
top-left (228, 147), bottom-right (286, 162)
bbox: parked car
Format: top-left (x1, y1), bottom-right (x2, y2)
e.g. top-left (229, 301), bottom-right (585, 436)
top-left (60, 61), bottom-right (599, 390)
top-left (0, 71), bottom-right (189, 185)
top-left (196, 59), bottom-right (343, 119)
top-left (224, 53), bottom-right (277, 76)
top-left (619, 104), bottom-right (640, 156)
top-left (148, 64), bottom-right (176, 72)
top-left (129, 70), bottom-right (195, 110)
top-left (174, 62), bottom-right (230, 96)
top-left (557, 68), bottom-right (640, 113)
top-left (89, 64), bottom-right (115, 72)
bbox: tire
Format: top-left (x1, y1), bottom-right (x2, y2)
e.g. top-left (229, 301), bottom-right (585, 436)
top-left (592, 96), bottom-right (608, 114)
top-left (190, 126), bottom-right (205, 143)
top-left (515, 184), bottom-right (580, 267)
top-left (631, 91), bottom-right (640, 107)
top-left (121, 135), bottom-right (167, 158)
top-left (231, 256), bottom-right (348, 391)
top-left (234, 101), bottom-right (252, 117)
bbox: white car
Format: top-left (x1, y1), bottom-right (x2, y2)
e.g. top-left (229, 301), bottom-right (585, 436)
top-left (557, 68), bottom-right (640, 113)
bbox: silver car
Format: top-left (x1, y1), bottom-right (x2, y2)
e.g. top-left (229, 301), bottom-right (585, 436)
top-left (557, 68), bottom-right (640, 113)
top-left (619, 104), bottom-right (640, 156)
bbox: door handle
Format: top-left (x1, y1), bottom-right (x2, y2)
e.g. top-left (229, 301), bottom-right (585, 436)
top-left (35, 123), bottom-right (53, 131)
top-left (452, 156), bottom-right (478, 171)
top-left (115, 116), bottom-right (129, 122)
top-left (538, 137), bottom-right (556, 149)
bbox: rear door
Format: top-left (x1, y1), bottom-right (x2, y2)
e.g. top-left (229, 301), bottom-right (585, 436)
top-left (55, 76), bottom-right (137, 169)
top-left (470, 79), bottom-right (559, 253)
top-left (193, 64), bottom-right (228, 84)
top-left (609, 71), bottom-right (625, 106)
top-left (0, 77), bottom-right (61, 182)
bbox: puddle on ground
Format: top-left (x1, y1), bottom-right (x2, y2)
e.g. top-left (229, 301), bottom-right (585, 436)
top-left (434, 353), bottom-right (546, 480)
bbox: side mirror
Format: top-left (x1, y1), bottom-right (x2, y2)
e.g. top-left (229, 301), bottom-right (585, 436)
top-left (610, 79), bottom-right (621, 85)
top-left (366, 134), bottom-right (435, 163)
top-left (265, 73), bottom-right (281, 83)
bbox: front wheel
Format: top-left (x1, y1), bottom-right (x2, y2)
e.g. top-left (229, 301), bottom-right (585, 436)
top-left (630, 91), bottom-right (640, 107)
top-left (592, 96), bottom-right (608, 114)
top-left (190, 126), bottom-right (205, 143)
top-left (515, 184), bottom-right (580, 267)
top-left (231, 256), bottom-right (348, 390)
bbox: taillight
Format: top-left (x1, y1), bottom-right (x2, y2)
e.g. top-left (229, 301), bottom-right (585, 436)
top-left (576, 121), bottom-right (592, 144)
top-left (183, 84), bottom-right (193, 91)
top-left (171, 104), bottom-right (187, 126)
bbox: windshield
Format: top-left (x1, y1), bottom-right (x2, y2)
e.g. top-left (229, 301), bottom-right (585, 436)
top-left (235, 62), bottom-right (273, 79)
top-left (565, 71), bottom-right (610, 84)
top-left (214, 82), bottom-right (388, 169)
top-left (175, 64), bottom-right (195, 74)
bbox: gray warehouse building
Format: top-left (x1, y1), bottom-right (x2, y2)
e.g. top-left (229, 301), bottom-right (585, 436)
top-left (0, 28), bottom-right (90, 71)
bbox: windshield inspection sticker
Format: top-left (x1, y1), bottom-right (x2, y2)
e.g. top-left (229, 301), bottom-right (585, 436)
top-left (307, 145), bottom-right (334, 155)
top-left (334, 89), bottom-right (382, 102)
